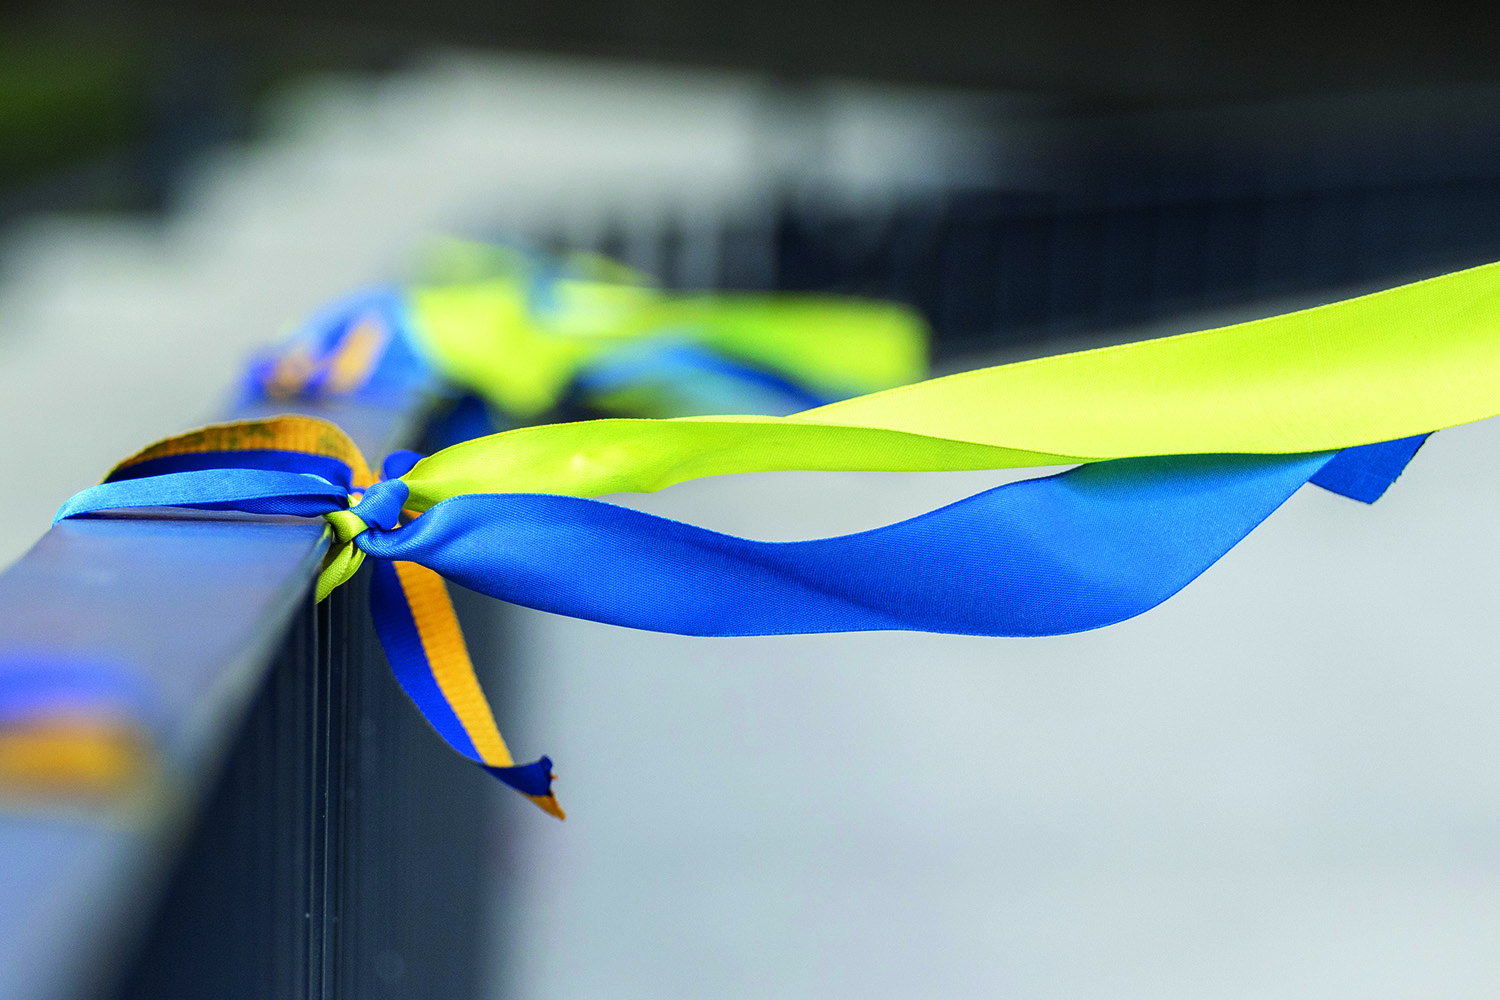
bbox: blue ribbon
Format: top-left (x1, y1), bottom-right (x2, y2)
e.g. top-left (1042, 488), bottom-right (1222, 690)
top-left (56, 436), bottom-right (1428, 639)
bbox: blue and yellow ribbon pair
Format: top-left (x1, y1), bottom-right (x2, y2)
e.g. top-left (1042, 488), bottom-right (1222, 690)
top-left (56, 417), bottom-right (564, 817)
top-left (242, 241), bottom-right (930, 421)
top-left (212, 246), bottom-right (932, 818)
top-left (55, 259), bottom-right (1500, 815)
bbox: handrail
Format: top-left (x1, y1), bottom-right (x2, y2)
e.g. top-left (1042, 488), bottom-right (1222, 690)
top-left (0, 394), bottom-right (432, 1000)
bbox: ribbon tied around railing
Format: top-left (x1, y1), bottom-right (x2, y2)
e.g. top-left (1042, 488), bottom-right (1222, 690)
top-left (53, 258), bottom-right (1500, 817)
top-left (54, 417), bottom-right (566, 817)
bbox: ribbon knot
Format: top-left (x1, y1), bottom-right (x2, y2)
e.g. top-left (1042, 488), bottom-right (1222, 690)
top-left (54, 416), bottom-right (566, 817)
top-left (317, 478), bottom-right (411, 602)
top-left (351, 477), bottom-right (411, 529)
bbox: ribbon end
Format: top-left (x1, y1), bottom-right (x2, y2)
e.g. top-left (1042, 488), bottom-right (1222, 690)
top-left (1309, 434), bottom-right (1430, 504)
top-left (526, 792), bottom-right (567, 820)
top-left (485, 755), bottom-right (565, 819)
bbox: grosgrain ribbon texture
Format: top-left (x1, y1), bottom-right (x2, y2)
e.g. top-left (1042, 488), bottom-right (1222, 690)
top-left (56, 416), bottom-right (566, 818)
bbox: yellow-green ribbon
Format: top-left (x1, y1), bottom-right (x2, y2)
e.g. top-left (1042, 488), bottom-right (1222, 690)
top-left (408, 240), bottom-right (928, 417)
top-left (398, 260), bottom-right (1500, 507)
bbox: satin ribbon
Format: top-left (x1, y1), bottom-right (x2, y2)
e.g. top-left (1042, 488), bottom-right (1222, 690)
top-left (57, 260), bottom-right (1500, 813)
top-left (51, 417), bottom-right (1426, 815)
top-left (409, 239), bottom-right (928, 416)
top-left (213, 247), bottom-right (931, 818)
top-left (393, 259), bottom-right (1500, 503)
top-left (243, 242), bottom-right (929, 419)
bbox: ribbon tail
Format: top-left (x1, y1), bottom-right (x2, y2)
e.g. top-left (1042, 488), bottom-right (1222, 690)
top-left (368, 559), bottom-right (563, 819)
top-left (1308, 433), bottom-right (1429, 503)
top-left (367, 449), bottom-right (1346, 637)
top-left (485, 757), bottom-right (566, 819)
top-left (316, 537), bottom-right (366, 602)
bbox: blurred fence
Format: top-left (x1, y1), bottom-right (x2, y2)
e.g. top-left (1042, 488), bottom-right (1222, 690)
top-left (577, 161), bottom-right (1500, 359)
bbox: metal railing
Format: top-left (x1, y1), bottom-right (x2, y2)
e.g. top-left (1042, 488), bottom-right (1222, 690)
top-left (0, 390), bottom-right (466, 999)
top-left (6, 120), bottom-right (1500, 998)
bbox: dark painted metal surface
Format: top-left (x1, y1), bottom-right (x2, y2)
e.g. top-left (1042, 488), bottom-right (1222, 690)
top-left (0, 390), bottom-right (495, 999)
top-left (749, 180), bottom-right (1500, 355)
top-left (97, 395), bottom-right (509, 1000)
top-left (111, 574), bottom-right (496, 999)
top-left (0, 513), bottom-right (327, 1000)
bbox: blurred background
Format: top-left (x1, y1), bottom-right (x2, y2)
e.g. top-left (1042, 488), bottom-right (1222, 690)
top-left (5, 2), bottom-right (1500, 997)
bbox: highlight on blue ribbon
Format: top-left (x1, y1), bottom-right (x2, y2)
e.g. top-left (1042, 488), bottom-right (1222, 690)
top-left (354, 438), bottom-right (1426, 636)
top-left (567, 339), bottom-right (838, 417)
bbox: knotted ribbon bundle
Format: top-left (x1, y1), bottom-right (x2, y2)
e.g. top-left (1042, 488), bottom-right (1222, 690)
top-left (56, 259), bottom-right (1500, 815)
top-left (244, 241), bottom-right (929, 420)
